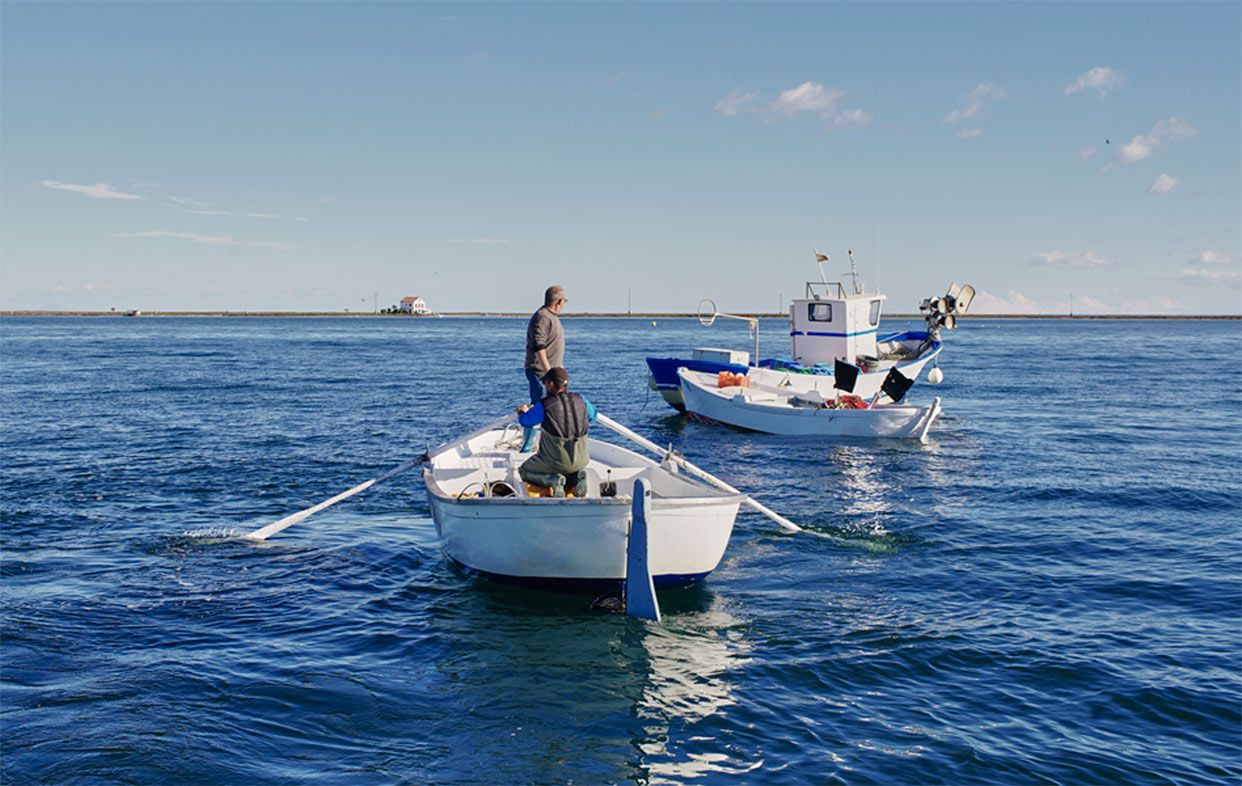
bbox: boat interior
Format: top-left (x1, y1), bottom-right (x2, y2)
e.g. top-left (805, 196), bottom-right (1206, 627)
top-left (427, 426), bottom-right (732, 501)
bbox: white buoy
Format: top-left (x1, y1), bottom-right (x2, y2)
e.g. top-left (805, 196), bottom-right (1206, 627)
top-left (928, 367), bottom-right (945, 385)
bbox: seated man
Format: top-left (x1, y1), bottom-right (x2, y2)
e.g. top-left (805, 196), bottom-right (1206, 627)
top-left (516, 366), bottom-right (597, 497)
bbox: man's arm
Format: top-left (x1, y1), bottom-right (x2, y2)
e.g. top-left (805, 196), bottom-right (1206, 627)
top-left (518, 402), bottom-right (545, 428)
top-left (535, 348), bottom-right (550, 373)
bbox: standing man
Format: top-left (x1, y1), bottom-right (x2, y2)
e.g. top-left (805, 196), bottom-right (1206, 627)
top-left (522, 285), bottom-right (567, 451)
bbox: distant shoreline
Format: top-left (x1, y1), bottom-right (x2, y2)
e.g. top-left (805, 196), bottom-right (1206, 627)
top-left (2, 311), bottom-right (1240, 320)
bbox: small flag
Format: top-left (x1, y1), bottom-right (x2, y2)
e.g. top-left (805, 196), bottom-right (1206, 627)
top-left (815, 253), bottom-right (829, 263)
top-left (833, 359), bottom-right (859, 393)
top-left (881, 367), bottom-right (914, 403)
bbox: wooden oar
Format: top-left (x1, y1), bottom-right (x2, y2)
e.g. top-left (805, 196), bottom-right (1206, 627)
top-left (246, 412), bottom-right (518, 542)
top-left (596, 413), bottom-right (803, 533)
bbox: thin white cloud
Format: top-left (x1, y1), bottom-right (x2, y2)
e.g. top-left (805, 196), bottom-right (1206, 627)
top-left (716, 81), bottom-right (867, 132)
top-left (1118, 296), bottom-right (1184, 313)
top-left (766, 81), bottom-right (845, 120)
top-left (1079, 147), bottom-right (1099, 159)
top-left (1177, 267), bottom-right (1242, 288)
top-left (1193, 250), bottom-right (1239, 266)
top-left (714, 88), bottom-right (757, 117)
top-left (969, 289), bottom-right (1042, 314)
top-left (1147, 174), bottom-right (1180, 194)
top-left (1064, 67), bottom-right (1126, 96)
top-left (167, 195), bottom-right (212, 208)
top-left (450, 238), bottom-right (509, 245)
top-left (295, 217), bottom-right (311, 223)
top-left (183, 209), bottom-right (234, 216)
top-left (245, 212), bottom-right (278, 219)
top-left (944, 82), bottom-right (1005, 137)
top-left (116, 231), bottom-right (292, 250)
top-left (1028, 251), bottom-right (1108, 268)
top-left (42, 180), bottom-right (144, 200)
top-left (827, 108), bottom-right (871, 131)
top-left (1118, 116), bottom-right (1197, 164)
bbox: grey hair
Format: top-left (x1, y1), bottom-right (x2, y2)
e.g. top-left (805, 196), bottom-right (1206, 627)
top-left (544, 286), bottom-right (565, 307)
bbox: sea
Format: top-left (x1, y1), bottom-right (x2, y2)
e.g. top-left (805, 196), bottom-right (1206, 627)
top-left (2, 315), bottom-right (1239, 785)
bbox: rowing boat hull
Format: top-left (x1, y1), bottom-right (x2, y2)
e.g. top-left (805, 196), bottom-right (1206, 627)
top-left (427, 487), bottom-right (740, 587)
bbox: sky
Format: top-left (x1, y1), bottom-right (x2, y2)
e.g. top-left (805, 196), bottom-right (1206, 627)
top-left (1, 1), bottom-right (1239, 315)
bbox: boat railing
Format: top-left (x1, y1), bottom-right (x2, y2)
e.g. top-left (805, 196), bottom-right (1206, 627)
top-left (805, 281), bottom-right (848, 300)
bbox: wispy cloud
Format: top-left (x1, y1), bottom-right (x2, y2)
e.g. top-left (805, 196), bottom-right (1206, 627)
top-left (826, 107), bottom-right (870, 131)
top-left (944, 82), bottom-right (1005, 139)
top-left (714, 88), bottom-right (757, 117)
top-left (42, 180), bottom-right (144, 200)
top-left (969, 289), bottom-right (1042, 314)
top-left (715, 81), bottom-right (868, 132)
top-left (1028, 250), bottom-right (1108, 268)
top-left (1193, 250), bottom-right (1239, 266)
top-left (1177, 267), bottom-right (1242, 288)
top-left (1064, 67), bottom-right (1126, 96)
top-left (1079, 147), bottom-right (1100, 160)
top-left (245, 212), bottom-right (278, 219)
top-left (183, 209), bottom-right (234, 216)
top-left (1147, 174), bottom-right (1180, 194)
top-left (1117, 116), bottom-right (1197, 164)
top-left (450, 237), bottom-right (509, 245)
top-left (765, 81), bottom-right (845, 120)
top-left (116, 231), bottom-right (292, 250)
top-left (295, 217), bottom-right (311, 223)
top-left (974, 290), bottom-right (1186, 315)
top-left (167, 195), bottom-right (213, 208)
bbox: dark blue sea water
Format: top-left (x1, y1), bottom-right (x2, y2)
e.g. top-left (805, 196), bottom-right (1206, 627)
top-left (2, 316), bottom-right (1240, 785)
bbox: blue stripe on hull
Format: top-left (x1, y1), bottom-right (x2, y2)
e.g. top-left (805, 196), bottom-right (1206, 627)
top-left (447, 557), bottom-right (711, 593)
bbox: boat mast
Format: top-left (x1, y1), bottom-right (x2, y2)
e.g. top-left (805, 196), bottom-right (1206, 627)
top-left (847, 249), bottom-right (862, 295)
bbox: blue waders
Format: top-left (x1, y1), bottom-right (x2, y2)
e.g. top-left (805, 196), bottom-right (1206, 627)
top-left (521, 368), bottom-right (543, 452)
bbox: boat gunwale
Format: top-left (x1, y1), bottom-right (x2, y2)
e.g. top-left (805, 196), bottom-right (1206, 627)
top-left (677, 367), bottom-right (937, 417)
top-left (424, 470), bottom-right (745, 508)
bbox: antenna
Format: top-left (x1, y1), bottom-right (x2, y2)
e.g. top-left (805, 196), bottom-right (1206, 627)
top-left (875, 224), bottom-right (880, 295)
top-left (847, 249), bottom-right (861, 295)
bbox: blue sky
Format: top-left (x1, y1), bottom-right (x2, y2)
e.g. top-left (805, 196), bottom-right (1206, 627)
top-left (2, 2), bottom-right (1239, 314)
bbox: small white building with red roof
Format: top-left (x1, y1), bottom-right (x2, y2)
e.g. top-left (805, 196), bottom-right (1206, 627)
top-left (399, 296), bottom-right (429, 315)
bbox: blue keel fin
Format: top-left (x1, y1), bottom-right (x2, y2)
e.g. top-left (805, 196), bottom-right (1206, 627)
top-left (625, 479), bottom-right (661, 622)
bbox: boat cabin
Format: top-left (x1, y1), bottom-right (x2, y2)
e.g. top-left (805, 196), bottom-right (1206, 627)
top-left (789, 281), bottom-right (886, 366)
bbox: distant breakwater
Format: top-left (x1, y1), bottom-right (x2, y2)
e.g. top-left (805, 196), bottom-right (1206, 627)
top-left (2, 311), bottom-right (1239, 320)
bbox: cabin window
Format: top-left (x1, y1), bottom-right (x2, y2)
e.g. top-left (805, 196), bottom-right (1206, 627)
top-left (808, 303), bottom-right (833, 322)
top-left (868, 300), bottom-right (881, 326)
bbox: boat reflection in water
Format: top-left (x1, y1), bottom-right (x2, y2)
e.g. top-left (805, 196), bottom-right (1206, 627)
top-left (429, 583), bottom-right (761, 784)
top-left (630, 602), bottom-right (762, 783)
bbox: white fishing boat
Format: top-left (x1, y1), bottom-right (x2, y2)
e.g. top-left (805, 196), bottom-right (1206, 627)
top-left (647, 250), bottom-right (973, 411)
top-left (422, 417), bottom-right (744, 590)
top-left (248, 413), bottom-right (803, 620)
top-left (678, 367), bottom-right (942, 441)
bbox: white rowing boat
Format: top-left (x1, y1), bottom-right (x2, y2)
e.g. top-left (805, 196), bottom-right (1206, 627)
top-left (678, 367), bottom-right (942, 441)
top-left (422, 418), bottom-right (744, 589)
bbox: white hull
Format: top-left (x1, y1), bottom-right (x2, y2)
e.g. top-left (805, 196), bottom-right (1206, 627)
top-left (652, 340), bottom-right (941, 410)
top-left (424, 426), bottom-right (742, 584)
top-left (679, 368), bottom-right (941, 441)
